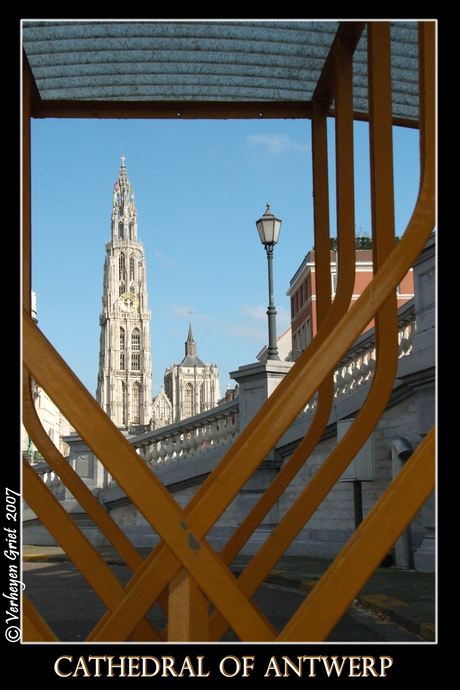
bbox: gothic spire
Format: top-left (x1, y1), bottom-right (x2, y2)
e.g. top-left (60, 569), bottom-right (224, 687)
top-left (185, 313), bottom-right (197, 358)
top-left (118, 155), bottom-right (130, 198)
top-left (112, 156), bottom-right (137, 242)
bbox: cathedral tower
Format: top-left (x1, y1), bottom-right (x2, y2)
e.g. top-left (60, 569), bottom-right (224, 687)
top-left (96, 158), bottom-right (153, 429)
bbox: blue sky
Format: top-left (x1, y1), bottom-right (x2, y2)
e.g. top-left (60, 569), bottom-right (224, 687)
top-left (30, 117), bottom-right (420, 398)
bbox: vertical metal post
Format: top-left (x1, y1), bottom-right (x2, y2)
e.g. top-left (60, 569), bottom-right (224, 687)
top-left (22, 53), bottom-right (32, 314)
top-left (168, 569), bottom-right (210, 640)
top-left (265, 245), bottom-right (279, 360)
top-left (353, 480), bottom-right (363, 529)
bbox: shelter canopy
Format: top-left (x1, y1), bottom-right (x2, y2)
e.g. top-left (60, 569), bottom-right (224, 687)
top-left (22, 20), bottom-right (420, 125)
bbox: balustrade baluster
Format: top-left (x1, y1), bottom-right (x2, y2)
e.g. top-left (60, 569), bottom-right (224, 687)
top-left (358, 351), bottom-right (370, 382)
top-left (201, 424), bottom-right (211, 450)
top-left (164, 436), bottom-right (176, 462)
top-left (149, 440), bottom-right (160, 465)
top-left (367, 348), bottom-right (376, 378)
top-left (209, 420), bottom-right (219, 447)
top-left (179, 432), bottom-right (190, 457)
top-left (398, 319), bottom-right (415, 357)
top-left (157, 439), bottom-right (167, 465)
top-left (351, 360), bottom-right (361, 388)
top-left (188, 428), bottom-right (196, 455)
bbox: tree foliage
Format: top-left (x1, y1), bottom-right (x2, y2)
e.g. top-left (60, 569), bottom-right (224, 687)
top-left (328, 236), bottom-right (372, 251)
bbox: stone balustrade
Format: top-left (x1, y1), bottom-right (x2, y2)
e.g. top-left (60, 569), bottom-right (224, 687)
top-left (131, 399), bottom-right (240, 467)
top-left (30, 461), bottom-right (66, 496)
top-left (304, 301), bottom-right (416, 411)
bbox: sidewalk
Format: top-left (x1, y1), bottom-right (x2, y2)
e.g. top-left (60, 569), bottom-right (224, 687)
top-left (23, 545), bottom-right (436, 642)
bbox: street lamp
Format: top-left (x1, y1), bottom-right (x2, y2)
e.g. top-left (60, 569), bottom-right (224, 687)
top-left (256, 203), bottom-right (282, 361)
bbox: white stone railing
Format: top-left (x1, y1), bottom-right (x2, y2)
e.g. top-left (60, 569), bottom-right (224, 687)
top-left (304, 301), bottom-right (416, 411)
top-left (128, 303), bottom-right (416, 463)
top-left (30, 461), bottom-right (66, 496)
top-left (28, 404), bottom-right (240, 490)
top-left (130, 399), bottom-right (240, 467)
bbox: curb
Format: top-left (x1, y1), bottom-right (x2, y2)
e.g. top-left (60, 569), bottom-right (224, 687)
top-left (295, 577), bottom-right (434, 642)
top-left (358, 594), bottom-right (435, 642)
top-left (23, 554), bottom-right (67, 563)
top-left (23, 553), bottom-right (125, 566)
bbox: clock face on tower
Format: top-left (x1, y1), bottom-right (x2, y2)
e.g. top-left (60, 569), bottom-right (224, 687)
top-left (119, 292), bottom-right (139, 313)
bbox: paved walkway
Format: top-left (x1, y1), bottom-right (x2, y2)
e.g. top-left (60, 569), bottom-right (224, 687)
top-left (22, 545), bottom-right (435, 641)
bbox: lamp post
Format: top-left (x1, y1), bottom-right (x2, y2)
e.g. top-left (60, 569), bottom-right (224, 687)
top-left (256, 203), bottom-right (282, 361)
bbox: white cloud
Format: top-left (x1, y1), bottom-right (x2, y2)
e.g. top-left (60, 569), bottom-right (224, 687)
top-left (237, 304), bottom-right (267, 322)
top-left (154, 250), bottom-right (179, 271)
top-left (247, 134), bottom-right (310, 154)
top-left (222, 304), bottom-right (290, 343)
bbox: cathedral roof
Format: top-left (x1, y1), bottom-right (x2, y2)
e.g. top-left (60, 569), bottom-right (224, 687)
top-left (181, 354), bottom-right (205, 367)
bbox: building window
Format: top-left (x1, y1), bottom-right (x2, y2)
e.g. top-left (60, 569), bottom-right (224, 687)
top-left (119, 253), bottom-right (126, 282)
top-left (184, 383), bottom-right (194, 418)
top-left (131, 328), bottom-right (141, 371)
top-left (306, 317), bottom-right (312, 346)
top-left (118, 222), bottom-right (124, 239)
top-left (155, 395), bottom-right (170, 420)
top-left (332, 271), bottom-right (338, 295)
top-left (120, 328), bottom-right (125, 369)
top-left (130, 254), bottom-right (135, 281)
top-left (131, 329), bottom-right (141, 371)
top-left (132, 383), bottom-right (140, 424)
top-left (131, 328), bottom-right (140, 350)
top-left (122, 383), bottom-right (127, 426)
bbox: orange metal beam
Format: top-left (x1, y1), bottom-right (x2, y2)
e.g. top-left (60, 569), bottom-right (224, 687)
top-left (22, 53), bottom-right (32, 314)
top-left (168, 569), bottom-right (210, 641)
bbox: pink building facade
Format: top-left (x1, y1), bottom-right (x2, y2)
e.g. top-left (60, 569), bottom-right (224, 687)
top-left (287, 250), bottom-right (414, 361)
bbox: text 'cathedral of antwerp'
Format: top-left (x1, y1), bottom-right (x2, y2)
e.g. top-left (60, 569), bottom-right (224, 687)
top-left (96, 159), bottom-right (220, 431)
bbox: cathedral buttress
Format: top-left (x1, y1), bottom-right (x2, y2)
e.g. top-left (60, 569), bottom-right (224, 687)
top-left (96, 159), bottom-right (153, 430)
